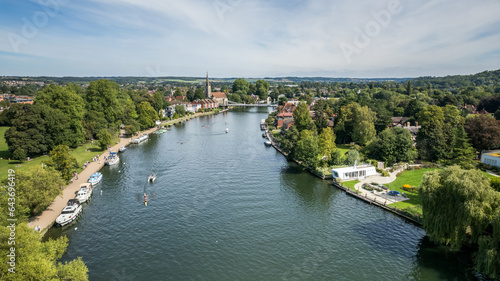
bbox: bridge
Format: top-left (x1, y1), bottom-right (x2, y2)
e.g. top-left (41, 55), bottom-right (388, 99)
top-left (228, 101), bottom-right (278, 107)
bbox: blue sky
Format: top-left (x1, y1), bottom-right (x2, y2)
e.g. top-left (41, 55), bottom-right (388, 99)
top-left (0, 0), bottom-right (499, 78)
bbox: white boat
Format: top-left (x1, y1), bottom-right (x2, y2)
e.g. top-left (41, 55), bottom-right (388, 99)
top-left (88, 172), bottom-right (103, 186)
top-left (260, 119), bottom-right (267, 130)
top-left (225, 128), bottom-right (229, 133)
top-left (264, 141), bottom-right (272, 146)
top-left (75, 183), bottom-right (93, 203)
top-left (55, 199), bottom-right (82, 226)
top-left (148, 174), bottom-right (157, 183)
top-left (105, 152), bottom-right (119, 166)
top-left (119, 146), bottom-right (126, 152)
top-left (132, 134), bottom-right (149, 144)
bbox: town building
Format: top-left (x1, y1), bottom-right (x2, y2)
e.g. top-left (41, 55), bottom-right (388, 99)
top-left (481, 150), bottom-right (500, 168)
top-left (212, 92), bottom-right (228, 107)
top-left (331, 164), bottom-right (378, 181)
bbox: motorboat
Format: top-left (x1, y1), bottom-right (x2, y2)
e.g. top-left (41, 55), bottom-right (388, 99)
top-left (105, 152), bottom-right (119, 166)
top-left (88, 172), bottom-right (103, 186)
top-left (132, 134), bottom-right (149, 144)
top-left (225, 128), bottom-right (229, 133)
top-left (55, 199), bottom-right (82, 226)
top-left (119, 146), bottom-right (126, 152)
top-left (262, 133), bottom-right (267, 138)
top-left (264, 141), bottom-right (272, 146)
top-left (148, 174), bottom-right (157, 183)
top-left (75, 183), bottom-right (93, 203)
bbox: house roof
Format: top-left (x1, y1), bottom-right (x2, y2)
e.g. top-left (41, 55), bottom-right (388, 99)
top-left (277, 113), bottom-right (294, 118)
top-left (212, 92), bottom-right (227, 99)
top-left (391, 117), bottom-right (408, 124)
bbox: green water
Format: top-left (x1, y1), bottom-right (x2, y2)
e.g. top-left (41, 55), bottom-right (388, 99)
top-left (45, 108), bottom-right (479, 281)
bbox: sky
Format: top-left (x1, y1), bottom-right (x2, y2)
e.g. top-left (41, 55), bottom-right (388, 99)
top-left (0, 0), bottom-right (499, 78)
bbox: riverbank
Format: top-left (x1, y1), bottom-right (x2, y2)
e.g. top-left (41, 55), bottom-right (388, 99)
top-left (28, 110), bottom-right (223, 234)
top-left (265, 127), bottom-right (424, 226)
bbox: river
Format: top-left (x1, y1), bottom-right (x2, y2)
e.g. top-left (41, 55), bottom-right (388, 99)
top-left (44, 107), bottom-right (478, 281)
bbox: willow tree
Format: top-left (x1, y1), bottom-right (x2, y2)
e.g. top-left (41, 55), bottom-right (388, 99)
top-left (420, 166), bottom-right (500, 278)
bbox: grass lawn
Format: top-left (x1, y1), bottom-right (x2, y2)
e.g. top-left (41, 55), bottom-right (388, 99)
top-left (342, 180), bottom-right (360, 193)
top-left (387, 168), bottom-right (436, 216)
top-left (336, 144), bottom-right (350, 156)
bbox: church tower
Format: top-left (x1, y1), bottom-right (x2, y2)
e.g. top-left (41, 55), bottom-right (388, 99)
top-left (205, 72), bottom-right (212, 98)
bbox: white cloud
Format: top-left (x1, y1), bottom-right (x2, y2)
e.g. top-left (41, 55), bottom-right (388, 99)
top-left (0, 0), bottom-right (499, 77)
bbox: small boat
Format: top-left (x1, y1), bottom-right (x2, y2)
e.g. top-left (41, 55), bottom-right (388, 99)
top-left (225, 128), bottom-right (229, 133)
top-left (144, 193), bottom-right (148, 206)
top-left (119, 146), bottom-right (126, 152)
top-left (55, 199), bottom-right (82, 226)
top-left (75, 183), bottom-right (93, 203)
top-left (148, 174), bottom-right (157, 183)
top-left (88, 172), bottom-right (103, 186)
top-left (262, 133), bottom-right (267, 138)
top-left (264, 141), bottom-right (272, 146)
top-left (105, 152), bottom-right (119, 166)
top-left (260, 119), bottom-right (267, 130)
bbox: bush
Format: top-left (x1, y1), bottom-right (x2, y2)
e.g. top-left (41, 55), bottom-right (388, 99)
top-left (381, 170), bottom-right (390, 177)
top-left (13, 148), bottom-right (26, 161)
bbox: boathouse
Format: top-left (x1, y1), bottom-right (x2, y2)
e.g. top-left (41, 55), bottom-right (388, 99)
top-left (331, 164), bottom-right (377, 181)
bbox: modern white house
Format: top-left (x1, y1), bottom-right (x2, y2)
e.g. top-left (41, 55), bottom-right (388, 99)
top-left (481, 150), bottom-right (500, 168)
top-left (331, 164), bottom-right (378, 181)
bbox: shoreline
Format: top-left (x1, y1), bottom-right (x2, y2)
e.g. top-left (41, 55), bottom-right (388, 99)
top-left (28, 110), bottom-right (224, 235)
top-left (265, 127), bottom-right (423, 227)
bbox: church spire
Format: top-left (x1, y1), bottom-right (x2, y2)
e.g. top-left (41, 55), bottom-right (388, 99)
top-left (205, 72), bottom-right (212, 98)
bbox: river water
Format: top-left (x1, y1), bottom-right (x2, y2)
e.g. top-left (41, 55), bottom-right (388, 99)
top-left (45, 107), bottom-right (478, 281)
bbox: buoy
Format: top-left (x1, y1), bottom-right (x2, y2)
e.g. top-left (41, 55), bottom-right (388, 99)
top-left (74, 227), bottom-right (77, 230)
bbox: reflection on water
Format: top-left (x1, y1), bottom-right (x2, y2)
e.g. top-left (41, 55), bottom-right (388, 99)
top-left (44, 107), bottom-right (480, 281)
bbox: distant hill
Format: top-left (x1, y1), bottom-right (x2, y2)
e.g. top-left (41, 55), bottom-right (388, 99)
top-left (410, 69), bottom-right (500, 89)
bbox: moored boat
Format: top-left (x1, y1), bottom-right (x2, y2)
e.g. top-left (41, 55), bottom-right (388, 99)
top-left (105, 152), bottom-right (119, 166)
top-left (119, 146), bottom-right (126, 152)
top-left (55, 199), bottom-right (82, 226)
top-left (88, 172), bottom-right (103, 186)
top-left (264, 141), bottom-right (272, 146)
top-left (75, 183), bottom-right (93, 203)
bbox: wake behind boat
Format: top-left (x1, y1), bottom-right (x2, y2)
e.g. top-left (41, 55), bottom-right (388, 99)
top-left (105, 152), bottom-right (119, 166)
top-left (88, 172), bottom-right (103, 186)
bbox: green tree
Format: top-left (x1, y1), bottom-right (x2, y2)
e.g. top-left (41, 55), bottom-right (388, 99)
top-left (35, 84), bottom-right (85, 147)
top-left (464, 114), bottom-right (500, 154)
top-left (232, 79), bottom-right (249, 94)
top-left (280, 125), bottom-right (300, 160)
top-left (334, 102), bottom-right (376, 146)
top-left (47, 145), bottom-right (78, 182)
top-left (84, 79), bottom-right (122, 135)
top-left (416, 105), bottom-right (446, 161)
top-left (420, 166), bottom-right (498, 247)
top-left (137, 101), bottom-right (159, 129)
top-left (344, 149), bottom-right (362, 166)
top-left (293, 102), bottom-right (313, 132)
top-left (318, 127), bottom-right (336, 160)
top-left (420, 166), bottom-right (500, 279)
top-left (256, 80), bottom-right (270, 100)
top-left (295, 130), bottom-right (319, 169)
top-left (366, 127), bottom-right (416, 166)
top-left (97, 129), bottom-right (111, 151)
top-left (174, 105), bottom-right (186, 117)
top-left (152, 91), bottom-right (164, 112)
top-left (0, 224), bottom-right (88, 280)
top-left (194, 88), bottom-right (205, 100)
top-left (450, 127), bottom-right (476, 169)
top-left (4, 104), bottom-right (67, 157)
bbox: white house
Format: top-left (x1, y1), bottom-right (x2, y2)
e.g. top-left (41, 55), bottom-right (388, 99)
top-left (331, 164), bottom-right (378, 181)
top-left (481, 150), bottom-right (500, 168)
